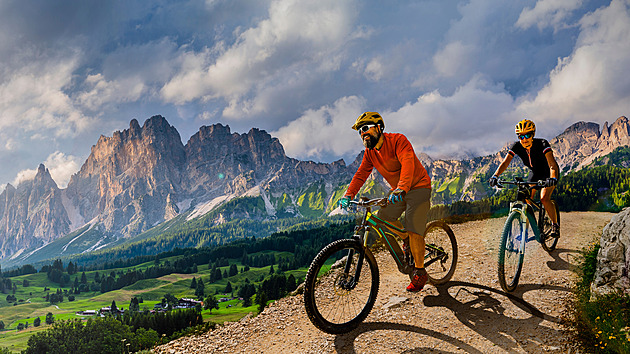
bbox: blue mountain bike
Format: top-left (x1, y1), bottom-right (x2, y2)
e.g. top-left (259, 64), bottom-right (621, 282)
top-left (303, 197), bottom-right (458, 334)
top-left (496, 178), bottom-right (560, 292)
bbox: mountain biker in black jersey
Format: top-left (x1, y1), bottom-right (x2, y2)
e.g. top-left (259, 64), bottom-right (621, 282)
top-left (489, 119), bottom-right (560, 237)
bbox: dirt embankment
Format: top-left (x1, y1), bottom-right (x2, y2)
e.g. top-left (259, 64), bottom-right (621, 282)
top-left (154, 211), bottom-right (614, 354)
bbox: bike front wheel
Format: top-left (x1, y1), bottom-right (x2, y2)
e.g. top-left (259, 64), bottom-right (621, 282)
top-left (540, 200), bottom-right (560, 252)
top-left (498, 211), bottom-right (526, 292)
top-left (423, 220), bottom-right (458, 285)
top-left (303, 239), bottom-right (379, 334)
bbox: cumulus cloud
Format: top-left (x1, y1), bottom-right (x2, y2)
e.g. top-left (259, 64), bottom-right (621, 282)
top-left (12, 151), bottom-right (80, 188)
top-left (388, 75), bottom-right (516, 158)
top-left (44, 152), bottom-right (81, 188)
top-left (4, 138), bottom-right (15, 151)
top-left (1, 0), bottom-right (629, 186)
top-left (433, 41), bottom-right (476, 78)
top-left (427, 0), bottom-right (547, 93)
top-left (12, 169), bottom-right (38, 188)
top-left (161, 0), bottom-right (358, 117)
top-left (273, 76), bottom-right (517, 161)
top-left (271, 96), bottom-right (366, 161)
top-left (516, 0), bottom-right (630, 131)
top-left (516, 0), bottom-right (584, 31)
top-left (77, 73), bottom-right (145, 111)
top-left (0, 57), bottom-right (93, 137)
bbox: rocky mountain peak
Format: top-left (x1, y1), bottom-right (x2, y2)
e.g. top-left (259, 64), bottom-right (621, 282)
top-left (560, 121), bottom-right (601, 137)
top-left (64, 115), bottom-right (188, 238)
top-left (195, 123), bottom-right (233, 140)
top-left (549, 116), bottom-right (630, 171)
top-left (142, 115), bottom-right (181, 140)
top-left (129, 118), bottom-right (142, 137)
top-left (3, 115), bottom-right (630, 266)
top-left (33, 164), bottom-right (57, 189)
top-left (600, 116), bottom-right (629, 142)
top-left (0, 163), bottom-right (69, 259)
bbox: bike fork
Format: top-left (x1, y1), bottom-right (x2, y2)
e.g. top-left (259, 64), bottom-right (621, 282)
top-left (341, 247), bottom-right (365, 289)
top-left (520, 211), bottom-right (529, 254)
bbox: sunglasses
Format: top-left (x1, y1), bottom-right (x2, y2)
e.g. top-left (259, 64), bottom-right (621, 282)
top-left (517, 133), bottom-right (533, 140)
top-left (358, 124), bottom-right (377, 134)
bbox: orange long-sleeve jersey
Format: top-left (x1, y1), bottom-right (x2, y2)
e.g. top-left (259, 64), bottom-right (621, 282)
top-left (344, 132), bottom-right (431, 198)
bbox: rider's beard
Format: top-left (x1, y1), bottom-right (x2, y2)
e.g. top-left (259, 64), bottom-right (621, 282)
top-left (362, 132), bottom-right (380, 149)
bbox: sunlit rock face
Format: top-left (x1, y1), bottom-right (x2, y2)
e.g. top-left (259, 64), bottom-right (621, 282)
top-left (0, 165), bottom-right (70, 259)
top-left (551, 116), bottom-right (630, 172)
top-left (1, 115), bottom-right (629, 263)
top-left (591, 207), bottom-right (630, 298)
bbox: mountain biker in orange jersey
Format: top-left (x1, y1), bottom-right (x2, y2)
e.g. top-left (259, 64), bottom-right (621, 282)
top-left (339, 112), bottom-right (432, 292)
top-left (489, 119), bottom-right (560, 236)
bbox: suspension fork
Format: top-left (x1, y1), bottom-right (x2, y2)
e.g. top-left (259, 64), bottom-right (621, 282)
top-left (343, 212), bottom-right (371, 287)
top-left (511, 203), bottom-right (530, 254)
top-left (340, 243), bottom-right (367, 290)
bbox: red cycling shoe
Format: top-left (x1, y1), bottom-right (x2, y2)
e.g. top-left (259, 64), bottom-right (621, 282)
top-left (406, 267), bottom-right (428, 292)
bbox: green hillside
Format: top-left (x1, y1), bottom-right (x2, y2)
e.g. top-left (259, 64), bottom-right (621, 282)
top-left (0, 220), bottom-right (354, 353)
top-left (589, 146), bottom-right (630, 168)
top-left (2, 161), bottom-right (628, 352)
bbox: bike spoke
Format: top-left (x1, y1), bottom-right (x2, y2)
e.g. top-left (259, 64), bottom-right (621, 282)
top-left (422, 221), bottom-right (457, 285)
top-left (305, 240), bottom-right (378, 332)
top-left (498, 211), bottom-right (525, 292)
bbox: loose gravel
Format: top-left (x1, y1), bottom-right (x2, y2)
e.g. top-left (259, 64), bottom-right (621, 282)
top-left (154, 211), bottom-right (614, 353)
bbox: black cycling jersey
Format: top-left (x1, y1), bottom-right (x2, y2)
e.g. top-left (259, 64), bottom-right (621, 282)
top-left (508, 138), bottom-right (553, 181)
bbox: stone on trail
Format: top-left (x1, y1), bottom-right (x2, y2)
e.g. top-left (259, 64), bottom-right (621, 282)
top-left (382, 296), bottom-right (409, 310)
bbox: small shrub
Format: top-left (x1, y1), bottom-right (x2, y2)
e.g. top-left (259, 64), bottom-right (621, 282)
top-left (571, 242), bottom-right (630, 353)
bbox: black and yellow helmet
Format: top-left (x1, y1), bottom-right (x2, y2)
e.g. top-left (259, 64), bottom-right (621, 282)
top-left (515, 119), bottom-right (535, 135)
top-left (352, 112), bottom-right (385, 130)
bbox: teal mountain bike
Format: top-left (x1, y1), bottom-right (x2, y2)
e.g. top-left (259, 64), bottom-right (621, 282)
top-left (496, 178), bottom-right (560, 292)
top-left (303, 197), bottom-right (458, 334)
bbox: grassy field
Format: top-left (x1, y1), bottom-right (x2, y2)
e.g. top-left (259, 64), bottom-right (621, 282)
top-left (0, 252), bottom-right (307, 353)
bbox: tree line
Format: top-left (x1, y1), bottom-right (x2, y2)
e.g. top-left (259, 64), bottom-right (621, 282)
top-left (23, 307), bottom-right (204, 354)
top-left (428, 165), bottom-right (630, 221)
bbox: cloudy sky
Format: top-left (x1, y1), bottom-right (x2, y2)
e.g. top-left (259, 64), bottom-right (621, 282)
top-left (0, 0), bottom-right (628, 190)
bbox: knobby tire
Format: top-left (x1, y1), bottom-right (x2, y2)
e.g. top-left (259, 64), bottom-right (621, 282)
top-left (303, 239), bottom-right (379, 334)
top-left (540, 200), bottom-right (560, 252)
top-left (423, 220), bottom-right (458, 285)
top-left (498, 211), bottom-right (525, 292)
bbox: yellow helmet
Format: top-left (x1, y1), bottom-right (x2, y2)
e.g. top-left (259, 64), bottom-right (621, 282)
top-left (515, 119), bottom-right (535, 135)
top-left (352, 112), bottom-right (385, 130)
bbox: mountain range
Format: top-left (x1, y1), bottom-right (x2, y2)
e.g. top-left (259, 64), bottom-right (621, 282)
top-left (1, 115), bottom-right (628, 268)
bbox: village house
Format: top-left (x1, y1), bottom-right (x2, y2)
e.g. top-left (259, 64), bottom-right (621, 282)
top-left (99, 306), bottom-right (124, 316)
top-left (175, 298), bottom-right (203, 309)
top-left (75, 310), bottom-right (97, 316)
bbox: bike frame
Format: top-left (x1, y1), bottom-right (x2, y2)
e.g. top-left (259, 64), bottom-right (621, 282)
top-left (349, 200), bottom-right (409, 278)
top-left (500, 179), bottom-right (547, 245)
top-left (350, 198), bottom-right (443, 276)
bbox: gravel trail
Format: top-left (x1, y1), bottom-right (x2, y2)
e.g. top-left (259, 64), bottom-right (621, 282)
top-left (154, 211), bottom-right (614, 353)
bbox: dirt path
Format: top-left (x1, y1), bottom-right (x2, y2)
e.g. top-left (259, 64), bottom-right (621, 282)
top-left (153, 211), bottom-right (614, 353)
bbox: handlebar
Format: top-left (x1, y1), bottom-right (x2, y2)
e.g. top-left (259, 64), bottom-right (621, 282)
top-left (496, 178), bottom-right (546, 189)
top-left (349, 197), bottom-right (389, 208)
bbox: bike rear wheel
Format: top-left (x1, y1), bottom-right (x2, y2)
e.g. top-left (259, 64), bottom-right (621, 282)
top-left (423, 220), bottom-right (458, 285)
top-left (498, 211), bottom-right (525, 292)
top-left (540, 200), bottom-right (560, 252)
top-left (303, 239), bottom-right (379, 334)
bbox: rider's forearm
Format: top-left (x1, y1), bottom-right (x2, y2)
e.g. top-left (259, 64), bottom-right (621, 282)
top-left (493, 156), bottom-right (512, 177)
top-left (550, 163), bottom-right (559, 179)
top-left (546, 152), bottom-right (560, 179)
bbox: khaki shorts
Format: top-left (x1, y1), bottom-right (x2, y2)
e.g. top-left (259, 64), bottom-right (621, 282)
top-left (377, 188), bottom-right (431, 235)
